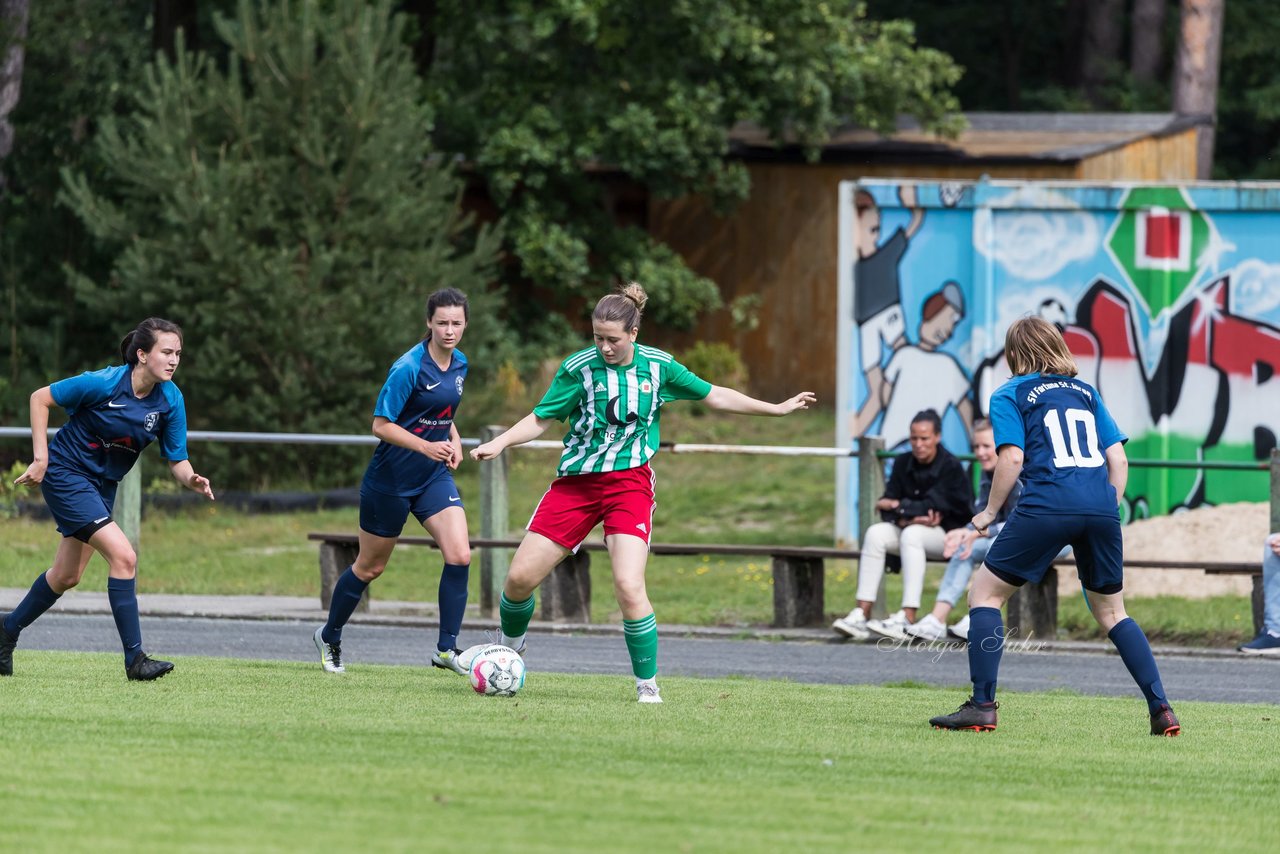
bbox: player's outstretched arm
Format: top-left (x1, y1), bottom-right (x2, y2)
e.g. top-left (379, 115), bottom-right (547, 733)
top-left (470, 413), bottom-right (555, 461)
top-left (14, 386), bottom-right (55, 487)
top-left (168, 459), bottom-right (215, 501)
top-left (701, 386), bottom-right (816, 417)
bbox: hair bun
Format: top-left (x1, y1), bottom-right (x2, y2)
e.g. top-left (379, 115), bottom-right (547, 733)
top-left (620, 281), bottom-right (648, 312)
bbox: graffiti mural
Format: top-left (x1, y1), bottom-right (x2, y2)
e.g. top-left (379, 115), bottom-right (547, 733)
top-left (835, 180), bottom-right (1279, 543)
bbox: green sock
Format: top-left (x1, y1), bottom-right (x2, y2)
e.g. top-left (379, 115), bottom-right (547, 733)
top-left (623, 613), bottom-right (659, 680)
top-left (500, 592), bottom-right (535, 639)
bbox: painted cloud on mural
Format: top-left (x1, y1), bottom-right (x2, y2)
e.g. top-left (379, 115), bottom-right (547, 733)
top-left (1230, 259), bottom-right (1280, 319)
top-left (973, 186), bottom-right (1100, 281)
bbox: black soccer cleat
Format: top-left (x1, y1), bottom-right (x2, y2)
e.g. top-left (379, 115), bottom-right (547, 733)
top-left (1150, 704), bottom-right (1181, 737)
top-left (0, 614), bottom-right (16, 677)
top-left (930, 697), bottom-right (998, 732)
top-left (126, 652), bottom-right (175, 682)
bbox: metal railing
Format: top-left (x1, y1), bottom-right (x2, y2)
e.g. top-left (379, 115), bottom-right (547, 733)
top-left (5, 426), bottom-right (1279, 608)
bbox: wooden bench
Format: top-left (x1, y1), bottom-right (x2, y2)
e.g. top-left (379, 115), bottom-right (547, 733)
top-left (308, 532), bottom-right (1264, 637)
top-left (307, 532), bottom-right (857, 628)
top-left (1048, 558), bottom-right (1265, 637)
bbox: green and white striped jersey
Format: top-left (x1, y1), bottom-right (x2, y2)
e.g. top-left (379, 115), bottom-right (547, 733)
top-left (533, 344), bottom-right (712, 475)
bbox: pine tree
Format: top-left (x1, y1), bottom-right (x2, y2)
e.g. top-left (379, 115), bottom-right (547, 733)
top-left (60, 0), bottom-right (498, 485)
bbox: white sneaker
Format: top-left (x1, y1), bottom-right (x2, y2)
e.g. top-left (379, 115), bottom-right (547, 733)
top-left (637, 681), bottom-right (663, 704)
top-left (866, 609), bottom-right (910, 640)
top-left (832, 609), bottom-right (870, 640)
top-left (905, 613), bottom-right (946, 641)
top-left (948, 614), bottom-right (971, 641)
top-left (313, 626), bottom-right (344, 673)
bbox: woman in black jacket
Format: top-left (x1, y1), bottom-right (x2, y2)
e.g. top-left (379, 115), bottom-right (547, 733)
top-left (832, 408), bottom-right (973, 641)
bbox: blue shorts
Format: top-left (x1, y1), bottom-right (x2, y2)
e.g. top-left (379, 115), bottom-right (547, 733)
top-left (982, 508), bottom-right (1123, 595)
top-left (359, 471), bottom-right (463, 539)
top-left (41, 466), bottom-right (118, 540)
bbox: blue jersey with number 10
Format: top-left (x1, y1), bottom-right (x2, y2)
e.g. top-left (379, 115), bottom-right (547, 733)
top-left (987, 372), bottom-right (1126, 517)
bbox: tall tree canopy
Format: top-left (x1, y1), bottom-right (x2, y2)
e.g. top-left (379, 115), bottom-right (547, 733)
top-left (424, 0), bottom-right (962, 331)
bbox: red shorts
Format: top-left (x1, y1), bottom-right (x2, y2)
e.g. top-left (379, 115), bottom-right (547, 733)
top-left (527, 464), bottom-right (656, 550)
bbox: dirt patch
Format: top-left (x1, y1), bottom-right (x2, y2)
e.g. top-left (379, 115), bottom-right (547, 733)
top-left (1055, 501), bottom-right (1271, 599)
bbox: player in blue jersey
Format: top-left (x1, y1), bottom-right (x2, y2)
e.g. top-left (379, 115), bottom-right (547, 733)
top-left (2, 318), bottom-right (215, 681)
top-left (314, 288), bottom-right (474, 675)
top-left (929, 316), bottom-right (1180, 736)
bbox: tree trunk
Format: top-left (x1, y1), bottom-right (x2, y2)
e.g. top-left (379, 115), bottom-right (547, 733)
top-left (1080, 0), bottom-right (1125, 106)
top-left (153, 0), bottom-right (198, 61)
top-left (0, 0), bottom-right (29, 193)
top-left (1130, 0), bottom-right (1168, 84)
top-left (1061, 0), bottom-right (1089, 88)
top-left (998, 4), bottom-right (1024, 109)
top-left (401, 0), bottom-right (438, 74)
top-left (1173, 0), bottom-right (1225, 178)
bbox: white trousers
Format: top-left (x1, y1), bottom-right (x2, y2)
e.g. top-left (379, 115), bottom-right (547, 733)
top-left (855, 522), bottom-right (949, 609)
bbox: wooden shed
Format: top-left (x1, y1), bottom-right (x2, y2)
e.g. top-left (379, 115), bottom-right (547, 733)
top-left (645, 112), bottom-right (1207, 400)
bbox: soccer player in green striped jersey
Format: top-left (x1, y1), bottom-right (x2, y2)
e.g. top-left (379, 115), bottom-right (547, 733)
top-left (472, 282), bottom-right (816, 703)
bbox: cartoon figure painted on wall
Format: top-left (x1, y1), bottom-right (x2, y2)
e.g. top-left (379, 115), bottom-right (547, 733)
top-left (860, 282), bottom-right (974, 450)
top-left (835, 179), bottom-right (1280, 544)
top-left (850, 185), bottom-right (923, 440)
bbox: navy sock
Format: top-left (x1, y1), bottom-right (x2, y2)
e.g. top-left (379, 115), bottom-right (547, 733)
top-left (322, 567), bottom-right (368, 645)
top-left (4, 572), bottom-right (63, 637)
top-left (437, 563), bottom-right (469, 652)
top-left (107, 576), bottom-right (143, 667)
top-left (1108, 617), bottom-right (1169, 714)
top-left (967, 606), bottom-right (1005, 705)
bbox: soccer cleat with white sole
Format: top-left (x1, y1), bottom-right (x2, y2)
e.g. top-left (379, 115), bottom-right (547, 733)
top-left (637, 682), bottom-right (663, 704)
top-left (431, 648), bottom-right (469, 675)
top-left (483, 629), bottom-right (526, 657)
top-left (832, 609), bottom-right (870, 640)
top-left (905, 613), bottom-right (947, 641)
top-left (313, 626), bottom-right (344, 673)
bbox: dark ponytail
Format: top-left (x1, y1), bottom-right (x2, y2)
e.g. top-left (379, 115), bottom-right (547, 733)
top-left (120, 317), bottom-right (184, 365)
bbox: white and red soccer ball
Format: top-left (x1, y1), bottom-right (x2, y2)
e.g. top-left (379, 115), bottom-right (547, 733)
top-left (466, 644), bottom-right (525, 697)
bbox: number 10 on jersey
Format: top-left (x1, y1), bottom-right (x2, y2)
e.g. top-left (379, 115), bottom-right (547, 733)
top-left (1043, 408), bottom-right (1105, 468)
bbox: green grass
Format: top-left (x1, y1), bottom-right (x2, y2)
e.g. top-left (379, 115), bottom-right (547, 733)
top-left (0, 408), bottom-right (1261, 645)
top-left (1, 653), bottom-right (1276, 853)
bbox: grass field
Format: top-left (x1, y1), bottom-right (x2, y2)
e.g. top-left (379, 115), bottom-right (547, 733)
top-left (1, 652), bottom-right (1277, 853)
top-left (0, 408), bottom-right (1260, 645)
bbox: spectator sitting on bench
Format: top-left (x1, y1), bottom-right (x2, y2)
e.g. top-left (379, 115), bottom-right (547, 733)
top-left (902, 419), bottom-right (1019, 642)
top-left (833, 408), bottom-right (972, 641)
top-left (1238, 533), bottom-right (1280, 656)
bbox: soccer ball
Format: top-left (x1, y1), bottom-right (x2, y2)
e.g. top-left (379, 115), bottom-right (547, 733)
top-left (468, 644), bottom-right (526, 697)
